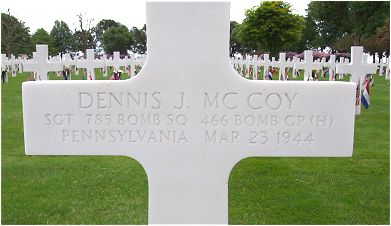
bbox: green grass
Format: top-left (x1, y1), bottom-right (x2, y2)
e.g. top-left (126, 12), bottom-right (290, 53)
top-left (2, 69), bottom-right (389, 224)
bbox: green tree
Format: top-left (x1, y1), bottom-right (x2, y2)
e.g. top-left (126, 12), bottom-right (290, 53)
top-left (31, 28), bottom-right (57, 55)
top-left (1, 10), bottom-right (32, 56)
top-left (349, 1), bottom-right (390, 45)
top-left (238, 1), bottom-right (305, 57)
top-left (130, 25), bottom-right (146, 54)
top-left (302, 13), bottom-right (321, 50)
top-left (102, 25), bottom-right (132, 54)
top-left (306, 1), bottom-right (350, 49)
top-left (375, 19), bottom-right (390, 57)
top-left (95, 19), bottom-right (121, 47)
top-left (229, 21), bottom-right (245, 56)
top-left (50, 20), bottom-right (73, 54)
top-left (73, 13), bottom-right (96, 53)
top-left (306, 1), bottom-right (390, 54)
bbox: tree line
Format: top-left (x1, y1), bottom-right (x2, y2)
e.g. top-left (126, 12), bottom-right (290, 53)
top-left (1, 10), bottom-right (146, 57)
top-left (230, 1), bottom-right (389, 59)
top-left (1, 1), bottom-right (390, 59)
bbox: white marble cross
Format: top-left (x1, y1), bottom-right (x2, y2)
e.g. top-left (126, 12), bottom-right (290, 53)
top-left (274, 53), bottom-right (292, 81)
top-left (22, 2), bottom-right (356, 224)
top-left (244, 55), bottom-right (251, 79)
top-left (1, 54), bottom-right (12, 70)
top-left (294, 50), bottom-right (323, 81)
top-left (50, 55), bottom-right (63, 77)
top-left (106, 51), bottom-right (127, 71)
top-left (9, 55), bottom-right (19, 77)
top-left (63, 53), bottom-right (75, 69)
top-left (337, 57), bottom-right (347, 80)
top-left (342, 58), bottom-right (350, 79)
top-left (123, 54), bottom-right (136, 78)
top-left (99, 54), bottom-right (109, 77)
top-left (76, 49), bottom-right (105, 80)
top-left (17, 56), bottom-right (27, 73)
top-left (240, 57), bottom-right (245, 76)
top-left (324, 55), bottom-right (336, 81)
top-left (62, 53), bottom-right (76, 80)
top-left (262, 53), bottom-right (272, 80)
top-left (23, 45), bottom-right (63, 80)
top-left (336, 46), bottom-right (377, 115)
top-left (292, 56), bottom-right (299, 78)
top-left (250, 55), bottom-right (258, 80)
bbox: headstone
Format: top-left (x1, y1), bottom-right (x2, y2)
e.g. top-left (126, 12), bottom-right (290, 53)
top-left (22, 2), bottom-right (356, 224)
top-left (294, 50), bottom-right (323, 81)
top-left (336, 46), bottom-right (377, 115)
top-left (76, 49), bottom-right (105, 80)
top-left (23, 45), bottom-right (63, 80)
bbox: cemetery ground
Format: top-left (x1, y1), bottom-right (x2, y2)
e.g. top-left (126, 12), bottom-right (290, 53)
top-left (1, 70), bottom-right (389, 224)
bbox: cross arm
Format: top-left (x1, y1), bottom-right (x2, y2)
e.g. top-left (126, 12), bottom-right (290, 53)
top-left (336, 64), bottom-right (352, 74)
top-left (22, 62), bottom-right (38, 72)
top-left (47, 62), bottom-right (64, 72)
top-left (313, 62), bottom-right (323, 70)
top-left (22, 74), bottom-right (356, 164)
top-left (363, 64), bottom-right (377, 75)
top-left (22, 81), bottom-right (138, 157)
top-left (293, 62), bottom-right (306, 70)
top-left (93, 60), bottom-right (106, 68)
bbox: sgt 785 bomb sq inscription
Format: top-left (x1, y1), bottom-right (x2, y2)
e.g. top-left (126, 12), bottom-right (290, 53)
top-left (23, 2), bottom-right (356, 224)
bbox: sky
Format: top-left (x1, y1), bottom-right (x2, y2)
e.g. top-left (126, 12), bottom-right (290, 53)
top-left (0, 0), bottom-right (310, 33)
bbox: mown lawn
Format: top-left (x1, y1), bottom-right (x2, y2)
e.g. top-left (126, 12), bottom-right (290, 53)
top-left (2, 69), bottom-right (389, 224)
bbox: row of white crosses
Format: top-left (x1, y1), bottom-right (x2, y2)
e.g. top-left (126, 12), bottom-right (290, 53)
top-left (21, 45), bottom-right (146, 81)
top-left (1, 54), bottom-right (27, 78)
top-left (231, 49), bottom-right (389, 84)
top-left (76, 50), bottom-right (145, 80)
top-left (1, 54), bottom-right (11, 82)
top-left (232, 47), bottom-right (382, 115)
top-left (232, 51), bottom-right (326, 81)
